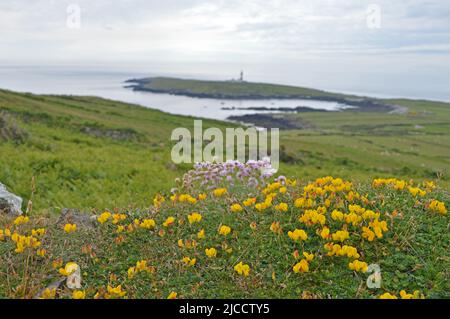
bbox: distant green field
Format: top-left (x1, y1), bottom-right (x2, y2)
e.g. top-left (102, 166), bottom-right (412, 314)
top-left (1, 88), bottom-right (449, 215)
top-left (133, 77), bottom-right (350, 99)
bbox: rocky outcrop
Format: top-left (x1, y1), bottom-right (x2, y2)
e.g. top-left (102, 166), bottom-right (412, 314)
top-left (0, 183), bottom-right (23, 216)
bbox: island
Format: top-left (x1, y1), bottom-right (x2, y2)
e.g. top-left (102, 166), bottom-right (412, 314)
top-left (124, 77), bottom-right (395, 112)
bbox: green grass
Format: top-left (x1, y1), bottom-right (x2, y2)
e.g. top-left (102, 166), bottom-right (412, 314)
top-left (1, 88), bottom-right (449, 216)
top-left (0, 175), bottom-right (448, 298)
top-left (136, 77), bottom-right (350, 99)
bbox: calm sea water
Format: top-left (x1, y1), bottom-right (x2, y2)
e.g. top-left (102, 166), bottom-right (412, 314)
top-left (0, 66), bottom-right (353, 120)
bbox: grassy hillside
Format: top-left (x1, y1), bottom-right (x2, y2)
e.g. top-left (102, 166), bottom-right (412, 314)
top-left (1, 88), bottom-right (449, 215)
top-left (0, 89), bottom-right (232, 214)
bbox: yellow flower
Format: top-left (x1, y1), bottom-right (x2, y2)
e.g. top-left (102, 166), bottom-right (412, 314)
top-left (230, 203), bottom-right (243, 213)
top-left (293, 259), bottom-right (309, 273)
top-left (408, 186), bottom-right (426, 197)
top-left (250, 222), bottom-right (257, 230)
top-left (197, 229), bottom-right (205, 239)
top-left (13, 216), bottom-right (29, 226)
top-left (182, 256), bottom-right (196, 266)
top-left (198, 193), bottom-right (207, 200)
top-left (136, 260), bottom-right (148, 272)
top-left (288, 229), bottom-right (308, 242)
top-left (167, 291), bottom-right (177, 299)
top-left (31, 228), bottom-right (46, 237)
top-left (40, 288), bottom-right (56, 299)
top-left (36, 248), bottom-right (46, 257)
top-left (106, 285), bottom-right (126, 298)
top-left (303, 252), bottom-right (314, 262)
top-left (319, 227), bottom-right (330, 239)
top-left (243, 197), bottom-right (256, 206)
top-left (234, 262), bottom-right (250, 277)
top-left (73, 290), bottom-right (86, 299)
top-left (205, 247), bottom-right (217, 258)
top-left (331, 210), bottom-right (344, 221)
top-left (112, 213), bottom-right (127, 224)
top-left (163, 216), bottom-right (175, 227)
top-left (379, 292), bottom-right (398, 299)
top-left (52, 259), bottom-right (63, 269)
top-left (331, 230), bottom-right (349, 242)
top-left (362, 227), bottom-right (376, 241)
top-left (270, 221), bottom-right (282, 234)
top-left (213, 188), bottom-right (227, 197)
top-left (64, 223), bottom-right (77, 234)
top-left (140, 219), bottom-right (156, 229)
top-left (128, 266), bottom-right (136, 279)
top-left (275, 202), bottom-right (288, 212)
top-left (116, 225), bottom-right (125, 233)
top-left (59, 262), bottom-right (79, 276)
top-left (97, 211), bottom-right (111, 224)
top-left (188, 212), bottom-right (202, 224)
top-left (429, 200), bottom-right (447, 215)
top-left (219, 225), bottom-right (231, 236)
top-left (348, 260), bottom-right (368, 273)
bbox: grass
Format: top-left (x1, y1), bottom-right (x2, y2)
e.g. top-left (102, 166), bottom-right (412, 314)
top-left (134, 77), bottom-right (350, 99)
top-left (0, 86), bottom-right (449, 299)
top-left (1, 88), bottom-right (450, 215)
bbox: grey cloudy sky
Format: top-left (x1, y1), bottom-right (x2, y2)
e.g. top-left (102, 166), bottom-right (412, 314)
top-left (1, 0), bottom-right (449, 99)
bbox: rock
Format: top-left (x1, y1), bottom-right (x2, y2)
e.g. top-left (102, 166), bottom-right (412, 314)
top-left (57, 208), bottom-right (96, 229)
top-left (0, 183), bottom-right (23, 216)
top-left (33, 278), bottom-right (66, 299)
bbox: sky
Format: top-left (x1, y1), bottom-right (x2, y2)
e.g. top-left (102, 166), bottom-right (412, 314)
top-left (1, 0), bottom-right (450, 100)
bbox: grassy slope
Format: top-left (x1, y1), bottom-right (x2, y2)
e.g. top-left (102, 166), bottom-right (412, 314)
top-left (0, 89), bottom-right (231, 214)
top-left (1, 88), bottom-right (449, 215)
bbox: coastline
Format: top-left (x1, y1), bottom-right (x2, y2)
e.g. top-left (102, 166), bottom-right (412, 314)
top-left (125, 77), bottom-right (396, 113)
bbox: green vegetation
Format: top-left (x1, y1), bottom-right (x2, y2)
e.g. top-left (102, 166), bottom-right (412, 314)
top-left (1, 87), bottom-right (449, 215)
top-left (131, 77), bottom-right (351, 99)
top-left (0, 175), bottom-right (448, 298)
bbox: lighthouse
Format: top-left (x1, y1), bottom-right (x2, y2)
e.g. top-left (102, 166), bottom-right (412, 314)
top-left (239, 70), bottom-right (244, 82)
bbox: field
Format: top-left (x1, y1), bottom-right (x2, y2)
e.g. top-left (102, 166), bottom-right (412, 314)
top-left (127, 77), bottom-right (348, 99)
top-left (1, 88), bottom-right (449, 214)
top-left (0, 165), bottom-right (448, 299)
top-left (0, 85), bottom-right (449, 299)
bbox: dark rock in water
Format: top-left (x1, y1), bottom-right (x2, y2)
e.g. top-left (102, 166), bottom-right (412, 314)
top-left (0, 183), bottom-right (23, 216)
top-left (228, 114), bottom-right (313, 130)
top-left (57, 208), bottom-right (96, 229)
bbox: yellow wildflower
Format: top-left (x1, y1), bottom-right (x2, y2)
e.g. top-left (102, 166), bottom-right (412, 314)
top-left (230, 203), bottom-right (243, 213)
top-left (293, 259), bottom-right (309, 273)
top-left (234, 262), bottom-right (250, 277)
top-left (213, 188), bottom-right (227, 197)
top-left (275, 202), bottom-right (288, 212)
top-left (163, 216), bottom-right (175, 227)
top-left (13, 216), bottom-right (29, 226)
top-left (97, 211), bottom-right (111, 224)
top-left (182, 257), bottom-right (196, 266)
top-left (197, 229), bottom-right (205, 239)
top-left (205, 247), bottom-right (217, 258)
top-left (73, 290), bottom-right (86, 299)
top-left (219, 225), bottom-right (231, 236)
top-left (64, 223), bottom-right (77, 234)
top-left (379, 292), bottom-right (398, 299)
top-left (288, 229), bottom-right (308, 242)
top-left (167, 291), bottom-right (177, 299)
top-left (187, 212), bottom-right (202, 224)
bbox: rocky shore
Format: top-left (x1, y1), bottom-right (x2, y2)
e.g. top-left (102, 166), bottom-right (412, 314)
top-left (125, 78), bottom-right (396, 113)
